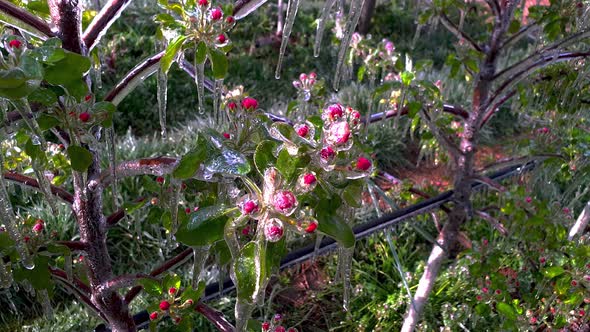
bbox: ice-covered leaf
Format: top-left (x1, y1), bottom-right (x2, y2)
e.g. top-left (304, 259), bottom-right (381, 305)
top-left (254, 140), bottom-right (278, 176)
top-left (195, 41), bottom-right (207, 65)
top-left (173, 141), bottom-right (207, 179)
top-left (175, 205), bottom-right (233, 246)
top-left (163, 273), bottom-right (181, 292)
top-left (204, 148), bottom-right (251, 177)
top-left (318, 215), bottom-right (355, 249)
top-left (161, 35), bottom-right (187, 74)
top-left (276, 149), bottom-right (297, 181)
top-left (233, 241), bottom-right (257, 301)
top-left (67, 145), bottom-right (93, 172)
top-left (44, 52), bottom-right (90, 84)
top-left (139, 278), bottom-right (162, 297)
top-left (208, 48), bottom-right (228, 80)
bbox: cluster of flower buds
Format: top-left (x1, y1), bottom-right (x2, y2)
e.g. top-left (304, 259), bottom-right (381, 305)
top-left (149, 287), bottom-right (195, 325)
top-left (292, 72), bottom-right (317, 90)
top-left (261, 313), bottom-right (298, 332)
top-left (188, 0), bottom-right (235, 47)
top-left (225, 96), bottom-right (259, 114)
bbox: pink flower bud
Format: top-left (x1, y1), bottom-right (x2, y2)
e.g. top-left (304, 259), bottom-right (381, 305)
top-left (309, 72), bottom-right (317, 79)
top-left (303, 173), bottom-right (316, 185)
top-left (275, 326), bottom-right (286, 332)
top-left (79, 112), bottom-right (91, 122)
top-left (216, 34), bottom-right (226, 44)
top-left (169, 287), bottom-right (177, 295)
top-left (273, 191), bottom-right (297, 215)
top-left (9, 39), bottom-right (21, 48)
top-left (222, 132), bottom-right (230, 139)
top-left (150, 312), bottom-right (158, 320)
top-left (326, 104), bottom-right (343, 121)
top-left (525, 196), bottom-right (532, 203)
top-left (85, 94), bottom-right (92, 102)
top-left (292, 80), bottom-right (301, 88)
top-left (264, 218), bottom-right (284, 242)
top-left (211, 8), bottom-right (222, 20)
top-left (198, 0), bottom-right (208, 6)
top-left (227, 101), bottom-right (237, 110)
top-left (325, 121), bottom-right (351, 146)
top-left (320, 146), bottom-right (335, 161)
top-left (299, 73), bottom-right (307, 81)
top-left (296, 124), bottom-right (309, 137)
top-left (242, 200), bottom-right (258, 214)
top-left (32, 223), bottom-right (44, 233)
top-left (241, 97), bottom-right (258, 110)
top-left (262, 322), bottom-right (270, 331)
top-left (356, 157), bottom-right (372, 171)
top-left (226, 16), bottom-right (234, 24)
top-left (159, 300), bottom-right (170, 311)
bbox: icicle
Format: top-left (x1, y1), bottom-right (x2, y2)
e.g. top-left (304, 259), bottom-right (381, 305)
top-left (333, 0), bottom-right (366, 91)
top-left (38, 289), bottom-right (54, 319)
top-left (195, 62), bottom-right (206, 115)
top-left (312, 234), bottom-right (324, 262)
top-left (106, 126), bottom-right (118, 210)
top-left (314, 0), bottom-right (336, 57)
top-left (14, 101), bottom-right (47, 150)
top-left (22, 279), bottom-right (35, 296)
top-left (64, 253), bottom-right (72, 282)
top-left (274, 0), bottom-right (300, 79)
top-left (93, 50), bottom-right (103, 89)
top-left (157, 68), bottom-right (168, 138)
top-left (33, 165), bottom-right (58, 214)
top-left (191, 245), bottom-right (210, 288)
top-left (0, 261), bottom-right (13, 288)
top-left (169, 180), bottom-right (182, 234)
top-left (337, 245), bottom-right (354, 311)
top-left (0, 155), bottom-right (34, 270)
top-left (213, 79), bottom-right (223, 125)
top-left (235, 300), bottom-right (255, 332)
top-left (410, 24), bottom-right (424, 50)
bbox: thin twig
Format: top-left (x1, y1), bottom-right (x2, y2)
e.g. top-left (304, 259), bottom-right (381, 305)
top-left (83, 0), bottom-right (132, 51)
top-left (0, 0), bottom-right (55, 37)
top-left (56, 240), bottom-right (88, 251)
top-left (99, 157), bottom-right (179, 186)
top-left (195, 302), bottom-right (236, 332)
top-left (439, 12), bottom-right (483, 53)
top-left (4, 171), bottom-right (74, 203)
top-left (124, 248), bottom-right (193, 304)
top-left (475, 210), bottom-right (508, 235)
top-left (568, 201), bottom-right (590, 240)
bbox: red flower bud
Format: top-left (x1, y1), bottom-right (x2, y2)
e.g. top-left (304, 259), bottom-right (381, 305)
top-left (185, 207), bottom-right (191, 214)
top-left (303, 173), bottom-right (316, 185)
top-left (228, 101), bottom-right (237, 110)
top-left (156, 176), bottom-right (164, 184)
top-left (262, 322), bottom-right (270, 331)
top-left (525, 196), bottom-right (532, 203)
top-left (296, 125), bottom-right (309, 138)
top-left (273, 191), bottom-right (297, 214)
top-left (305, 222), bottom-right (317, 233)
top-left (159, 300), bottom-right (170, 311)
top-left (241, 97), bottom-right (258, 110)
top-left (169, 287), bottom-right (177, 295)
top-left (9, 39), bottom-right (21, 48)
top-left (264, 219), bottom-right (284, 242)
top-left (85, 94), bottom-right (92, 102)
top-left (275, 326), bottom-right (286, 332)
top-left (356, 157), bottom-right (372, 171)
top-left (216, 34), bottom-right (226, 44)
top-left (223, 132), bottom-right (230, 139)
top-left (149, 312), bottom-right (158, 320)
top-left (79, 112), bottom-right (91, 122)
top-left (226, 16), bottom-right (235, 24)
top-left (211, 8), bottom-right (223, 20)
top-left (32, 223), bottom-right (44, 233)
top-left (320, 146), bottom-right (335, 160)
top-left (242, 200), bottom-right (258, 214)
top-left (326, 104), bottom-right (343, 120)
top-left (198, 0), bottom-right (208, 6)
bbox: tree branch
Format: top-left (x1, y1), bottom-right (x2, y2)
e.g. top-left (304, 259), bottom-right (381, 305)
top-left (499, 22), bottom-right (539, 50)
top-left (4, 171), bottom-right (74, 204)
top-left (101, 273), bottom-right (158, 292)
top-left (56, 240), bottom-right (88, 251)
top-left (366, 103), bottom-right (468, 124)
top-left (0, 0), bottom-right (56, 38)
top-left (124, 248), bottom-right (193, 304)
top-left (195, 302), bottom-right (236, 332)
top-left (104, 51), bottom-right (164, 105)
top-left (419, 109), bottom-right (463, 164)
top-left (99, 157), bottom-right (179, 186)
top-left (83, 0), bottom-right (132, 51)
top-left (49, 266), bottom-right (92, 294)
top-left (475, 210), bottom-right (508, 235)
top-left (568, 201), bottom-right (590, 240)
top-left (439, 12), bottom-right (483, 53)
top-left (470, 175), bottom-right (506, 192)
top-left (48, 0), bottom-right (83, 54)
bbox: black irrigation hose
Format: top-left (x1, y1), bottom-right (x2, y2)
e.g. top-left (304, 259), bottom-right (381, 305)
top-left (95, 160), bottom-right (538, 331)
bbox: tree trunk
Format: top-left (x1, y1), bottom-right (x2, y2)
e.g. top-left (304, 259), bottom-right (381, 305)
top-left (357, 0), bottom-right (375, 35)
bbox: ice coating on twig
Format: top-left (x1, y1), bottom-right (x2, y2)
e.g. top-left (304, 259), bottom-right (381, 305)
top-left (274, 0), bottom-right (300, 79)
top-left (333, 0), bottom-right (366, 90)
top-left (157, 68), bottom-right (168, 138)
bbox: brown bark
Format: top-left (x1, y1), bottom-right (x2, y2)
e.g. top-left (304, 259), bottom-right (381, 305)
top-left (357, 0), bottom-right (375, 35)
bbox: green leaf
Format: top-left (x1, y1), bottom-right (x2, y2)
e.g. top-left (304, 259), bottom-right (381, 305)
top-left (67, 145), bottom-right (93, 172)
top-left (400, 71), bottom-right (414, 86)
top-left (204, 148), bottom-right (251, 176)
top-left (44, 52), bottom-right (91, 85)
top-left (0, 68), bottom-right (27, 89)
top-left (181, 282), bottom-right (206, 303)
top-left (276, 149), bottom-right (297, 181)
top-left (139, 278), bottom-right (163, 297)
top-left (161, 35), bottom-right (187, 74)
top-left (195, 41), bottom-right (208, 65)
top-left (233, 242), bottom-right (257, 301)
top-left (173, 141), bottom-right (207, 179)
top-left (317, 214), bottom-right (355, 248)
top-left (496, 302), bottom-right (517, 321)
top-left (208, 48), bottom-right (228, 80)
top-left (254, 140), bottom-right (278, 176)
top-left (25, 139), bottom-right (45, 162)
top-left (542, 266), bottom-right (565, 278)
top-left (37, 114), bottom-right (60, 131)
top-left (175, 205), bottom-right (233, 246)
top-left (341, 181), bottom-right (363, 208)
top-left (163, 273), bottom-right (181, 293)
top-left (28, 87), bottom-right (57, 106)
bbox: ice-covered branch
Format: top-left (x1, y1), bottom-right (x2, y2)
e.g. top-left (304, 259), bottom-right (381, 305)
top-left (124, 248), bottom-right (193, 304)
top-left (568, 201), bottom-right (590, 240)
top-left (500, 22), bottom-right (539, 51)
top-left (439, 12), bottom-right (483, 53)
top-left (233, 0), bottom-right (269, 20)
top-left (419, 109), bottom-right (462, 164)
top-left (101, 273), bottom-right (157, 292)
top-left (195, 302), bottom-right (236, 332)
top-left (4, 171), bottom-right (74, 204)
top-left (470, 175), bottom-right (506, 192)
top-left (475, 210), bottom-right (508, 235)
top-left (104, 51), bottom-right (164, 105)
top-left (56, 240), bottom-right (88, 251)
top-left (83, 0), bottom-right (132, 51)
top-left (100, 157), bottom-right (179, 186)
top-left (48, 0), bottom-right (83, 54)
top-left (0, 0), bottom-right (55, 38)
top-left (50, 267), bottom-right (108, 322)
top-left (49, 266), bottom-right (92, 294)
